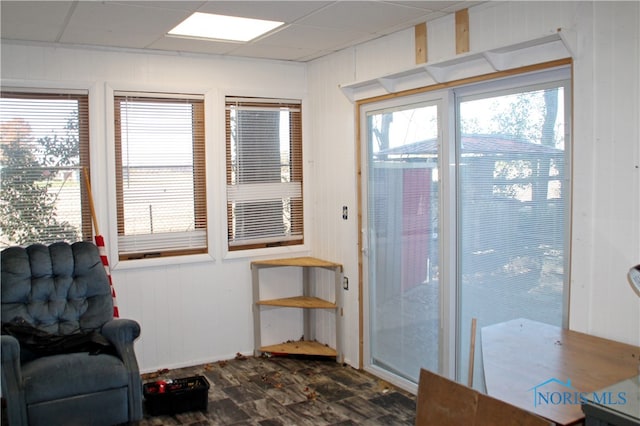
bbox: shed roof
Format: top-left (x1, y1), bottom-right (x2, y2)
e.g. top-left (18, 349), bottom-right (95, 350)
top-left (375, 134), bottom-right (563, 159)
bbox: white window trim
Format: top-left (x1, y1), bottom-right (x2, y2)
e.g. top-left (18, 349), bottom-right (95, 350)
top-left (105, 83), bottom-right (217, 270)
top-left (0, 78), bottom-right (108, 245)
top-left (219, 88), bottom-right (311, 260)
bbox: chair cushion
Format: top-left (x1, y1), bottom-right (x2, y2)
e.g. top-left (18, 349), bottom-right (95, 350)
top-left (22, 352), bottom-right (128, 404)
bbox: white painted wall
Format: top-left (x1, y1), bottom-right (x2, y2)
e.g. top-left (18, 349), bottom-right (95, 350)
top-left (306, 0), bottom-right (640, 368)
top-left (0, 44), bottom-right (312, 372)
top-left (2, 1), bottom-right (638, 374)
top-left (306, 48), bottom-right (361, 366)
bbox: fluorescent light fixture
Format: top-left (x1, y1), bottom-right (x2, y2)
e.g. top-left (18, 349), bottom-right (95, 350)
top-left (168, 12), bottom-right (284, 42)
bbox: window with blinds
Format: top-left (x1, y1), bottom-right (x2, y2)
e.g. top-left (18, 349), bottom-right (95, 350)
top-left (114, 92), bottom-right (207, 259)
top-left (225, 97), bottom-right (303, 250)
top-left (0, 90), bottom-right (91, 248)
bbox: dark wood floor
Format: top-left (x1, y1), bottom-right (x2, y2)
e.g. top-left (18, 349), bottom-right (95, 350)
top-left (137, 355), bottom-right (417, 425)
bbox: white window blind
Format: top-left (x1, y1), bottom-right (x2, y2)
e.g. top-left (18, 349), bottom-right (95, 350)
top-left (114, 92), bottom-right (207, 259)
top-left (456, 80), bottom-right (570, 385)
top-left (0, 91), bottom-right (91, 248)
top-left (225, 97), bottom-right (303, 250)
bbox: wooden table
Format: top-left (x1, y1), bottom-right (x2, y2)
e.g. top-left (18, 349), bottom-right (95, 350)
top-left (482, 318), bottom-right (640, 425)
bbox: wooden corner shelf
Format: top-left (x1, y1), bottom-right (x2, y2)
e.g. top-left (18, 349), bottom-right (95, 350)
top-left (251, 257), bottom-right (343, 362)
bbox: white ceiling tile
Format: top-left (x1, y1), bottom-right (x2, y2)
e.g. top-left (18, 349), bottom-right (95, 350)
top-left (227, 43), bottom-right (321, 61)
top-left (441, 1), bottom-right (484, 13)
top-left (375, 11), bottom-right (448, 36)
top-left (195, 1), bottom-right (333, 23)
top-left (60, 2), bottom-right (189, 48)
top-left (147, 36), bottom-right (237, 55)
top-left (108, 1), bottom-right (205, 12)
top-left (0, 1), bottom-right (74, 42)
top-left (256, 24), bottom-right (369, 51)
top-left (386, 1), bottom-right (467, 12)
top-left (296, 1), bottom-right (429, 33)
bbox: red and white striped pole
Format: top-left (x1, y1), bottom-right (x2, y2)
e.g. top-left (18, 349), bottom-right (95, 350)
top-left (83, 168), bottom-right (120, 318)
top-left (95, 234), bottom-right (119, 318)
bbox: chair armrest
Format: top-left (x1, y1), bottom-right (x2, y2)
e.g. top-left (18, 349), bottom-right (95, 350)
top-left (1, 334), bottom-right (21, 365)
top-left (1, 335), bottom-right (28, 425)
top-left (101, 319), bottom-right (143, 421)
top-left (101, 318), bottom-right (141, 347)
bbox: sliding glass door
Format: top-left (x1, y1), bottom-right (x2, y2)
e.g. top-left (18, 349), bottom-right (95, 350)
top-left (363, 96), bottom-right (443, 385)
top-left (361, 67), bottom-right (571, 390)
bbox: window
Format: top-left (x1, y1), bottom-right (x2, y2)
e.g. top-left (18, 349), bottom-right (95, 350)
top-left (0, 90), bottom-right (91, 248)
top-left (225, 97), bottom-right (303, 250)
top-left (114, 93), bottom-right (206, 259)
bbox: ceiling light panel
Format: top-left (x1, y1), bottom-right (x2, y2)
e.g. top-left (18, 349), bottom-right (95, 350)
top-left (168, 12), bottom-right (284, 42)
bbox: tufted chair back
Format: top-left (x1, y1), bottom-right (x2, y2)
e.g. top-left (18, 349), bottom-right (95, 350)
top-left (1, 241), bottom-right (113, 335)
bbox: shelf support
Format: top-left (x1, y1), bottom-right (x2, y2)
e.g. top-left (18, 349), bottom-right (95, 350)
top-left (251, 264), bottom-right (262, 357)
top-left (482, 51), bottom-right (504, 71)
top-left (424, 64), bottom-right (447, 83)
top-left (377, 77), bottom-right (396, 93)
top-left (557, 27), bottom-right (577, 58)
top-left (303, 266), bottom-right (312, 343)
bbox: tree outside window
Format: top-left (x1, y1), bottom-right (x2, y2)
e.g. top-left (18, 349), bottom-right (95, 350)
top-left (0, 92), bottom-right (91, 248)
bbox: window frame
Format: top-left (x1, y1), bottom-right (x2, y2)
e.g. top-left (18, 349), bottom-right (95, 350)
top-left (0, 88), bottom-right (92, 247)
top-left (112, 90), bottom-right (208, 261)
top-left (224, 96), bottom-right (304, 252)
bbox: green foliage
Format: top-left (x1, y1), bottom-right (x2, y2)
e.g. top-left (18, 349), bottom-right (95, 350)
top-left (1, 116), bottom-right (80, 246)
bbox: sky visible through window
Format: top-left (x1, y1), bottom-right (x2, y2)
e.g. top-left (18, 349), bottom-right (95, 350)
top-left (369, 88), bottom-right (565, 152)
top-left (120, 102), bottom-right (193, 167)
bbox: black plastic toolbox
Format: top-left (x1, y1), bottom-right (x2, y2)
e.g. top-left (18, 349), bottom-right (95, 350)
top-left (143, 375), bottom-right (210, 416)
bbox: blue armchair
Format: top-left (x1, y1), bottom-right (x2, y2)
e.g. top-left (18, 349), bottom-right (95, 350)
top-left (1, 242), bottom-right (143, 426)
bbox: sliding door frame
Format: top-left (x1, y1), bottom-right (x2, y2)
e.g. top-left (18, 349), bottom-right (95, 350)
top-left (355, 58), bottom-right (573, 391)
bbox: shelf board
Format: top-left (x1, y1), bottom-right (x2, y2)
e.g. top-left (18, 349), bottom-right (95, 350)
top-left (257, 296), bottom-right (337, 309)
top-left (260, 340), bottom-right (337, 357)
top-left (251, 256), bottom-right (342, 270)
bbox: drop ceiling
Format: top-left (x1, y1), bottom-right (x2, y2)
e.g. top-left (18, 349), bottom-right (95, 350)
top-left (1, 1), bottom-right (483, 62)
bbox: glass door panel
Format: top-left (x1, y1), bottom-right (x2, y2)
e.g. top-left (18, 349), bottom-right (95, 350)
top-left (456, 83), bottom-right (570, 386)
top-left (365, 101), bottom-right (441, 383)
